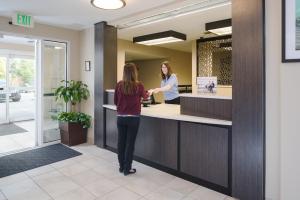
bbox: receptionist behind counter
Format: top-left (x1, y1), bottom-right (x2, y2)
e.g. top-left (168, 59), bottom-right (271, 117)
top-left (151, 61), bottom-right (180, 105)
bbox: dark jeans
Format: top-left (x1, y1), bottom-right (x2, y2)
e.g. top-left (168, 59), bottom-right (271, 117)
top-left (117, 116), bottom-right (140, 171)
top-left (165, 97), bottom-right (180, 104)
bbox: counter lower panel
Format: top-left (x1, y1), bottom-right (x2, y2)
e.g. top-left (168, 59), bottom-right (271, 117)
top-left (104, 108), bottom-right (232, 195)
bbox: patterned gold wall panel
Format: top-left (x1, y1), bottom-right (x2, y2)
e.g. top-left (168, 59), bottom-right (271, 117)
top-left (197, 37), bottom-right (232, 85)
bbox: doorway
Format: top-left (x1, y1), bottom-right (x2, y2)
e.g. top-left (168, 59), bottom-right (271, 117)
top-left (0, 35), bottom-right (68, 155)
top-left (0, 35), bottom-right (36, 154)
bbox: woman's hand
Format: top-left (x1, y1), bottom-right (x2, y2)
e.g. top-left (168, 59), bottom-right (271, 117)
top-left (153, 88), bottom-right (161, 94)
top-left (148, 89), bottom-right (154, 96)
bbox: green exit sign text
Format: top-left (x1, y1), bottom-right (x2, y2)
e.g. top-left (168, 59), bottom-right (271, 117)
top-left (12, 13), bottom-right (34, 28)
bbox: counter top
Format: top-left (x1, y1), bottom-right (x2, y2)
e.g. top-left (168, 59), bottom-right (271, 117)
top-left (179, 93), bottom-right (232, 100)
top-left (103, 104), bottom-right (232, 126)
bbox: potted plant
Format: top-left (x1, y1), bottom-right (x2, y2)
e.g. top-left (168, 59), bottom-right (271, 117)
top-left (54, 80), bottom-right (91, 146)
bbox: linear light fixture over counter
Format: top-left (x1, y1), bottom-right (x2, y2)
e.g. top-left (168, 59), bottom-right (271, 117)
top-left (91, 0), bottom-right (126, 10)
top-left (205, 19), bottom-right (232, 35)
top-left (133, 30), bottom-right (186, 46)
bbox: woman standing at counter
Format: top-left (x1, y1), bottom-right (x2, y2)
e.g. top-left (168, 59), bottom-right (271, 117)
top-left (114, 63), bottom-right (149, 176)
top-left (152, 61), bottom-right (180, 104)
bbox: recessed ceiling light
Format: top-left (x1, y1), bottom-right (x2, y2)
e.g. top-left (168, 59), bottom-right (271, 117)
top-left (91, 0), bottom-right (126, 10)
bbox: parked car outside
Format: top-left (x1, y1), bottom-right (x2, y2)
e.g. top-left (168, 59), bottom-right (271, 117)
top-left (0, 80), bottom-right (21, 102)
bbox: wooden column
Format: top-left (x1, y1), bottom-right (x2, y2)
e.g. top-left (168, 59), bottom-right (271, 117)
top-left (94, 22), bottom-right (117, 148)
top-left (232, 0), bottom-right (265, 199)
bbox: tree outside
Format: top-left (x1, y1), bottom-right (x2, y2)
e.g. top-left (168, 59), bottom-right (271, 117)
top-left (9, 58), bottom-right (35, 88)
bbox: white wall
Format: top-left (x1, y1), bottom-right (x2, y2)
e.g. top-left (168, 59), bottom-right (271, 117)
top-left (266, 0), bottom-right (300, 199)
top-left (79, 27), bottom-right (95, 144)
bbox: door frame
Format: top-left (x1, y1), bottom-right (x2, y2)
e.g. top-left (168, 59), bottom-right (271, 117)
top-left (0, 31), bottom-right (70, 149)
top-left (36, 39), bottom-right (69, 146)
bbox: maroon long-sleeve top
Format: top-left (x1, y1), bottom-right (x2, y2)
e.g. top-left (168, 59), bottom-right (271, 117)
top-left (114, 81), bottom-right (149, 115)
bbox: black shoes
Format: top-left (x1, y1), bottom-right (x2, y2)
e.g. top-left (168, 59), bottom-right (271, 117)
top-left (123, 168), bottom-right (136, 176)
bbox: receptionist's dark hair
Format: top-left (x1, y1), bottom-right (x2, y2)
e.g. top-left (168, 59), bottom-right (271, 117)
top-left (160, 61), bottom-right (173, 80)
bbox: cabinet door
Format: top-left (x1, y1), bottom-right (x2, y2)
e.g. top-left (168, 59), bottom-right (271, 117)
top-left (135, 116), bottom-right (178, 170)
top-left (180, 122), bottom-right (229, 187)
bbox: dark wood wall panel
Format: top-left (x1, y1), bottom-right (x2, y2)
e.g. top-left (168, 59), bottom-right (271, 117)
top-left (180, 97), bottom-right (232, 120)
top-left (180, 122), bottom-right (229, 187)
top-left (105, 109), bottom-right (118, 148)
top-left (106, 92), bottom-right (114, 105)
top-left (232, 0), bottom-right (265, 199)
top-left (94, 22), bottom-right (117, 148)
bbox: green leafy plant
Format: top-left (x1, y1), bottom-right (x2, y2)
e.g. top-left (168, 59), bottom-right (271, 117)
top-left (54, 80), bottom-right (91, 128)
top-left (54, 80), bottom-right (90, 112)
top-left (57, 112), bottom-right (91, 128)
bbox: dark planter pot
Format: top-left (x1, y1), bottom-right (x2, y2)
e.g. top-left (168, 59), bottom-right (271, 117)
top-left (59, 122), bottom-right (87, 146)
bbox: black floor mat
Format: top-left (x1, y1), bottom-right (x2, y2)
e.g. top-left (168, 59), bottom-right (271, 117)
top-left (0, 123), bottom-right (28, 136)
top-left (0, 143), bottom-right (81, 178)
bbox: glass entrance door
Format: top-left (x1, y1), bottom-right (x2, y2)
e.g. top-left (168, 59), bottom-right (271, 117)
top-left (40, 40), bottom-right (67, 144)
top-left (0, 56), bottom-right (8, 123)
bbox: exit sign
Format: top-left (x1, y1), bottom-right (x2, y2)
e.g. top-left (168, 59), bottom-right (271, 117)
top-left (12, 13), bottom-right (34, 28)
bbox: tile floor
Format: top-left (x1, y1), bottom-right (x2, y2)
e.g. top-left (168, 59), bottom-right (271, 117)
top-left (0, 121), bottom-right (36, 155)
top-left (0, 144), bottom-right (237, 200)
top-left (0, 120), bottom-right (61, 155)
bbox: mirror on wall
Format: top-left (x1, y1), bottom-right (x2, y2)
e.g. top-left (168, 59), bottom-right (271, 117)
top-left (197, 35), bottom-right (232, 86)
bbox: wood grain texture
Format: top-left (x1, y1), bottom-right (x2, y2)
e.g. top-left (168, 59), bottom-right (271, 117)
top-left (94, 22), bottom-right (117, 148)
top-left (105, 109), bottom-right (118, 148)
top-left (232, 0), bottom-right (265, 199)
top-left (180, 97), bottom-right (232, 120)
top-left (134, 116), bottom-right (178, 170)
top-left (180, 122), bottom-right (229, 187)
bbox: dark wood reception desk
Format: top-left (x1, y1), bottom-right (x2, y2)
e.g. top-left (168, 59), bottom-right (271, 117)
top-left (103, 103), bottom-right (232, 195)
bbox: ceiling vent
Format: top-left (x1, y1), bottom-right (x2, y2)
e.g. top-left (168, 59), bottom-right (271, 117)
top-left (116, 0), bottom-right (231, 29)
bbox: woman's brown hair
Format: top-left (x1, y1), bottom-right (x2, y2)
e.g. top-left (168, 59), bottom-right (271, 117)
top-left (160, 61), bottom-right (173, 80)
top-left (122, 63), bottom-right (139, 95)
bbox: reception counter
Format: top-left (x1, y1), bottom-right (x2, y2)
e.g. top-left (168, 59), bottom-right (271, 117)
top-left (103, 103), bottom-right (232, 195)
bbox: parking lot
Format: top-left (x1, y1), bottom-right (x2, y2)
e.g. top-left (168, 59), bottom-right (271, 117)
top-left (0, 92), bottom-right (35, 122)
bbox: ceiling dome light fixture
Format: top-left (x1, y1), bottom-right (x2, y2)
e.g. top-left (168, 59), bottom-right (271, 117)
top-left (91, 0), bottom-right (126, 10)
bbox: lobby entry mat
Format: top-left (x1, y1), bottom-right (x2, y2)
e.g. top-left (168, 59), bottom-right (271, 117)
top-left (0, 143), bottom-right (81, 178)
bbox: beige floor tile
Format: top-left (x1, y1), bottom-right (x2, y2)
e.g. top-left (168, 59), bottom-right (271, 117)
top-left (0, 173), bottom-right (29, 189)
top-left (123, 177), bottom-right (161, 196)
top-left (92, 163), bottom-right (122, 179)
top-left (58, 163), bottom-right (89, 176)
top-left (185, 186), bottom-right (226, 200)
top-left (54, 188), bottom-right (96, 200)
top-left (80, 157), bottom-right (110, 169)
top-left (25, 165), bottom-right (55, 177)
top-left (97, 187), bottom-right (141, 200)
top-left (225, 197), bottom-right (238, 200)
top-left (70, 169), bottom-right (104, 186)
top-left (33, 170), bottom-right (80, 198)
top-left (161, 177), bottom-right (198, 196)
top-left (1, 179), bottom-right (51, 200)
top-left (0, 190), bottom-right (7, 200)
top-left (84, 178), bottom-right (120, 197)
top-left (144, 187), bottom-right (186, 200)
top-left (50, 158), bottom-right (76, 169)
top-left (144, 170), bottom-right (176, 186)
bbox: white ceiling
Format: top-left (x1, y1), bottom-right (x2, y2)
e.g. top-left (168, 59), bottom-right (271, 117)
top-left (0, 0), bottom-right (231, 52)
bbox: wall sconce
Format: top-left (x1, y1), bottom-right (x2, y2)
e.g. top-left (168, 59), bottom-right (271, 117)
top-left (205, 19), bottom-right (232, 35)
top-left (133, 30), bottom-right (186, 46)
